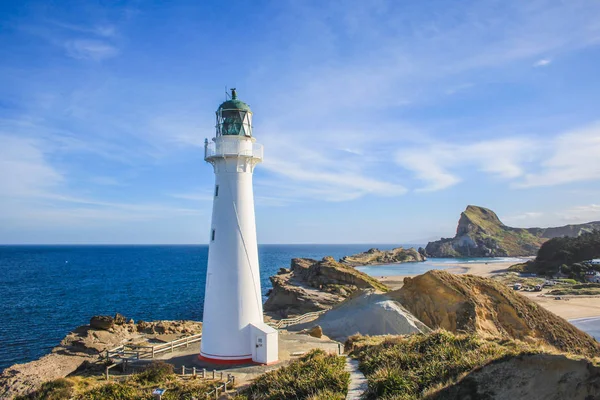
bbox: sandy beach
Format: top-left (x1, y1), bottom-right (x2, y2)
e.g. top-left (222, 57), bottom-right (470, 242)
top-left (379, 261), bottom-right (600, 321)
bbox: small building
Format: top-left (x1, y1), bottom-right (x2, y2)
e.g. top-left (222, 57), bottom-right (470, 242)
top-left (585, 270), bottom-right (600, 283)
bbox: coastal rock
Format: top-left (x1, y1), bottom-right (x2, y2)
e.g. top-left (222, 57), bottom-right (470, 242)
top-left (89, 315), bottom-right (114, 330)
top-left (307, 325), bottom-right (323, 338)
top-left (292, 290), bottom-right (430, 341)
top-left (393, 270), bottom-right (600, 358)
top-left (0, 317), bottom-right (202, 398)
top-left (425, 205), bottom-right (600, 258)
top-left (264, 257), bottom-right (388, 317)
top-left (114, 313), bottom-right (126, 325)
top-left (340, 247), bottom-right (425, 266)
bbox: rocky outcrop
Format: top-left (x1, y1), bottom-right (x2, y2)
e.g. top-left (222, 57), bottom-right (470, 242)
top-left (293, 290), bottom-right (430, 341)
top-left (431, 354), bottom-right (600, 400)
top-left (392, 270), bottom-right (600, 358)
top-left (264, 257), bottom-right (388, 317)
top-left (340, 247), bottom-right (425, 266)
top-left (425, 205), bottom-right (600, 257)
top-left (90, 315), bottom-right (114, 330)
top-left (0, 315), bottom-right (202, 399)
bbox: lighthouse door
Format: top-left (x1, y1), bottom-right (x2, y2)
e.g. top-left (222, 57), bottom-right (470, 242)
top-left (255, 336), bottom-right (266, 363)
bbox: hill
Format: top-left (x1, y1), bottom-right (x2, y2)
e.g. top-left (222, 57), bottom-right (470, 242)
top-left (425, 205), bottom-right (600, 257)
top-left (392, 270), bottom-right (600, 358)
top-left (346, 331), bottom-right (600, 400)
top-left (520, 229), bottom-right (600, 277)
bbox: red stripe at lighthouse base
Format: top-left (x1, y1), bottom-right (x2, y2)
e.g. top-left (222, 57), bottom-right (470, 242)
top-left (198, 354), bottom-right (253, 365)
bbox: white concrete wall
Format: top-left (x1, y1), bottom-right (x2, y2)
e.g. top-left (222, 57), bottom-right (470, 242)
top-left (250, 322), bottom-right (279, 364)
top-left (201, 135), bottom-right (265, 361)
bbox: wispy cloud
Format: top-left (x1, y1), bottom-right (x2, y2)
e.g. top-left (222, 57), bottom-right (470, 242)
top-left (64, 39), bottom-right (118, 60)
top-left (533, 58), bottom-right (552, 67)
top-left (516, 123), bottom-right (600, 188)
top-left (561, 204), bottom-right (600, 223)
top-left (396, 138), bottom-right (535, 192)
top-left (50, 20), bottom-right (117, 37)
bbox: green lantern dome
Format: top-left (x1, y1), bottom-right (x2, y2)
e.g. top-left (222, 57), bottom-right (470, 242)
top-left (217, 89), bottom-right (252, 112)
top-left (215, 88), bottom-right (253, 137)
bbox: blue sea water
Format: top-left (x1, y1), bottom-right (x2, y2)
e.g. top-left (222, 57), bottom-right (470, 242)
top-left (570, 318), bottom-right (600, 341)
top-left (0, 244), bottom-right (419, 370)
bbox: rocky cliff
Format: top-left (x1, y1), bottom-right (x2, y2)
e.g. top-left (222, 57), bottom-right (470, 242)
top-left (264, 257), bottom-right (388, 317)
top-left (0, 315), bottom-right (202, 399)
top-left (393, 270), bottom-right (600, 358)
top-left (425, 205), bottom-right (600, 257)
top-left (340, 247), bottom-right (425, 266)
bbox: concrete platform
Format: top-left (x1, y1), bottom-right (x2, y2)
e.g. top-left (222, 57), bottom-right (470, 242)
top-left (154, 331), bottom-right (341, 384)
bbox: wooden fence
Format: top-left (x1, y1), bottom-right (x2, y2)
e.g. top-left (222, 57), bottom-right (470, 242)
top-left (269, 310), bottom-right (327, 329)
top-left (106, 333), bottom-right (202, 362)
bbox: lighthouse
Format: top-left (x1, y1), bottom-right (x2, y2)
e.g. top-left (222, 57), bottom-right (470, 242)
top-left (200, 89), bottom-right (278, 365)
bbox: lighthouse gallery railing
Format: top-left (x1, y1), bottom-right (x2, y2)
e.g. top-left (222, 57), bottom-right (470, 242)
top-left (204, 141), bottom-right (263, 161)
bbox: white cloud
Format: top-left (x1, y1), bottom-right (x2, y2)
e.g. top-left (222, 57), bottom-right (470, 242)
top-left (64, 39), bottom-right (118, 60)
top-left (533, 58), bottom-right (552, 67)
top-left (561, 204), bottom-right (600, 223)
top-left (396, 138), bottom-right (534, 191)
top-left (0, 135), bottom-right (64, 197)
top-left (516, 123), bottom-right (600, 188)
top-left (502, 212), bottom-right (544, 225)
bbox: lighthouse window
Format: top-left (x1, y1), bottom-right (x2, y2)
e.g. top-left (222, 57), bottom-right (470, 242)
top-left (215, 185), bottom-right (219, 197)
top-left (211, 229), bottom-right (215, 241)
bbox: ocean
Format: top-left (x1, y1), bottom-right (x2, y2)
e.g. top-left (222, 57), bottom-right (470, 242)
top-left (0, 244), bottom-right (410, 370)
top-left (1, 245), bottom-right (598, 371)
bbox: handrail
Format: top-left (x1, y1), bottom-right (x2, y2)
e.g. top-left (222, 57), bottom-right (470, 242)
top-left (204, 140), bottom-right (263, 161)
top-left (269, 310), bottom-right (328, 329)
top-left (105, 333), bottom-right (202, 361)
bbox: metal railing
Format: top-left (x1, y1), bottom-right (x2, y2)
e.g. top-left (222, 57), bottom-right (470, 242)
top-left (204, 140), bottom-right (263, 161)
top-left (269, 310), bottom-right (328, 329)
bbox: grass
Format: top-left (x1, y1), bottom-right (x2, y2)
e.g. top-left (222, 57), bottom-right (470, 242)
top-left (15, 378), bottom-right (75, 400)
top-left (17, 361), bottom-right (223, 400)
top-left (491, 272), bottom-right (545, 287)
top-left (549, 283), bottom-right (600, 296)
top-left (235, 349), bottom-right (350, 400)
top-left (346, 330), bottom-right (544, 400)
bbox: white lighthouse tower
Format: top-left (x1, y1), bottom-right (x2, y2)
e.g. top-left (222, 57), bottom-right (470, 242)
top-left (200, 89), bottom-right (278, 365)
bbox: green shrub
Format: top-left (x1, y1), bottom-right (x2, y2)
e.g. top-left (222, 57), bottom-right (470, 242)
top-left (348, 331), bottom-right (540, 400)
top-left (238, 349), bottom-right (349, 400)
top-left (556, 278), bottom-right (578, 285)
top-left (133, 361), bottom-right (175, 384)
top-left (15, 378), bottom-right (74, 400)
top-left (77, 382), bottom-right (140, 400)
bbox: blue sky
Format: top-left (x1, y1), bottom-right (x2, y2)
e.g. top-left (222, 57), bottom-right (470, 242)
top-left (1, 0), bottom-right (600, 244)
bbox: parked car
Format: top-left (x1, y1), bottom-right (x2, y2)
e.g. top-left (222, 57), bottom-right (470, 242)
top-left (534, 285), bottom-right (543, 292)
top-left (513, 283), bottom-right (522, 290)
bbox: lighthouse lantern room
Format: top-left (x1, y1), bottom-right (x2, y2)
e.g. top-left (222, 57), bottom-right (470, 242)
top-left (200, 89), bottom-right (278, 364)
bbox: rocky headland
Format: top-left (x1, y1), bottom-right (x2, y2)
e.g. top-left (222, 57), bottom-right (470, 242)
top-left (264, 256), bottom-right (388, 317)
top-left (425, 205), bottom-right (600, 257)
top-left (0, 314), bottom-right (202, 399)
top-left (339, 246), bottom-right (425, 266)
